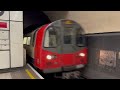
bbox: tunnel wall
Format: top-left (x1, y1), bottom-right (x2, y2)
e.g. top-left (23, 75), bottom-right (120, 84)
top-left (82, 33), bottom-right (120, 79)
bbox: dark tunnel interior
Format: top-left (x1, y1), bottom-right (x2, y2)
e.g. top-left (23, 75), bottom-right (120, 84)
top-left (23, 11), bottom-right (51, 35)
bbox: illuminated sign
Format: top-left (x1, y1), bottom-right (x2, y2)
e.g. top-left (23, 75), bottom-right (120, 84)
top-left (65, 20), bottom-right (73, 24)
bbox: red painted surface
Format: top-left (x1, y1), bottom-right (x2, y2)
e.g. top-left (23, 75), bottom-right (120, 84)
top-left (61, 53), bottom-right (74, 66)
top-left (74, 48), bottom-right (88, 65)
top-left (40, 49), bottom-right (61, 69)
top-left (34, 24), bottom-right (49, 69)
top-left (40, 48), bottom-right (88, 69)
top-left (60, 48), bottom-right (88, 67)
top-left (0, 22), bottom-right (7, 28)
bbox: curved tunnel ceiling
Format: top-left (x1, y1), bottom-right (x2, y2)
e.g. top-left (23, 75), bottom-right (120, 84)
top-left (24, 11), bottom-right (120, 34)
top-left (23, 11), bottom-right (51, 34)
top-left (44, 11), bottom-right (120, 34)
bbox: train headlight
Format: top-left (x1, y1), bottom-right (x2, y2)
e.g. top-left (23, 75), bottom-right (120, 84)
top-left (46, 55), bottom-right (53, 60)
top-left (46, 55), bottom-right (56, 60)
top-left (79, 53), bottom-right (85, 57)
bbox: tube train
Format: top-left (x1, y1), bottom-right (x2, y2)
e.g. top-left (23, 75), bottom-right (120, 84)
top-left (24, 19), bottom-right (88, 73)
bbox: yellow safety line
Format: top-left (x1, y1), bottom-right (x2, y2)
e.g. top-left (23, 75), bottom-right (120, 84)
top-left (25, 69), bottom-right (35, 79)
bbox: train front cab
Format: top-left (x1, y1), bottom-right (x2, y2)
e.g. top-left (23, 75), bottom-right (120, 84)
top-left (35, 20), bottom-right (88, 73)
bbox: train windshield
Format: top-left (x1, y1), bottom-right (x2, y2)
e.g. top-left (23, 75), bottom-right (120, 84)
top-left (44, 27), bottom-right (57, 47)
top-left (76, 29), bottom-right (86, 47)
top-left (64, 27), bottom-right (73, 44)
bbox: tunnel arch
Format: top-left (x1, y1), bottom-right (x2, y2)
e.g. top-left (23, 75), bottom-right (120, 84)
top-left (23, 11), bottom-right (51, 34)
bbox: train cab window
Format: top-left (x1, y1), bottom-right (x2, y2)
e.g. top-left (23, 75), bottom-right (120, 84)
top-left (76, 35), bottom-right (85, 46)
top-left (27, 37), bottom-right (31, 45)
top-left (44, 27), bottom-right (57, 47)
top-left (76, 29), bottom-right (86, 47)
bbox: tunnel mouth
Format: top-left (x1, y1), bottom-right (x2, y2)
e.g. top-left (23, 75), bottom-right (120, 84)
top-left (23, 11), bottom-right (51, 35)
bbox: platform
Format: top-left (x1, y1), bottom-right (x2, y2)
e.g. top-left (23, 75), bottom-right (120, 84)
top-left (0, 64), bottom-right (44, 79)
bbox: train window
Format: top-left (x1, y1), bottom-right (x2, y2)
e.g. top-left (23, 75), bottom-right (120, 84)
top-left (64, 27), bottom-right (73, 44)
top-left (76, 29), bottom-right (86, 46)
top-left (23, 37), bottom-right (28, 44)
top-left (44, 27), bottom-right (57, 47)
top-left (76, 35), bottom-right (85, 46)
top-left (27, 37), bottom-right (31, 45)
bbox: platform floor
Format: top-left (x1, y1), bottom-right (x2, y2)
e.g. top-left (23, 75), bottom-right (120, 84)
top-left (0, 64), bottom-right (44, 79)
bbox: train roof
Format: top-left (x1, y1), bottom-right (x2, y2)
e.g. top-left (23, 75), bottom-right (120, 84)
top-left (25, 19), bottom-right (85, 35)
top-left (46, 19), bottom-right (85, 33)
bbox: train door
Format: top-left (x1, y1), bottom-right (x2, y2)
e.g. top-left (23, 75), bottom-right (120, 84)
top-left (60, 22), bottom-right (76, 66)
